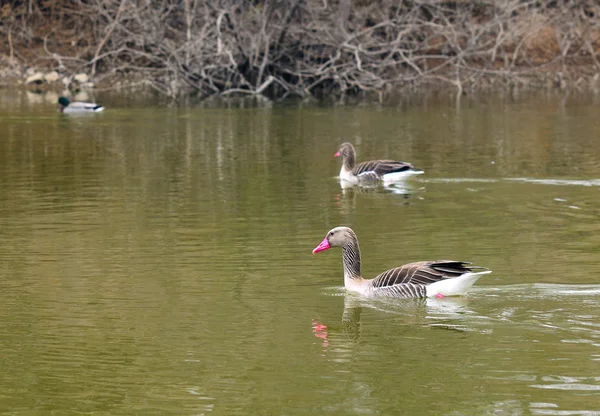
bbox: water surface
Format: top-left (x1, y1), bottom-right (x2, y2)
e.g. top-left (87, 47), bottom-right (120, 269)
top-left (1, 90), bottom-right (600, 415)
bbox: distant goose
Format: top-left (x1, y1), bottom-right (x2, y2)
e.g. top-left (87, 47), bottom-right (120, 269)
top-left (312, 226), bottom-right (491, 298)
top-left (335, 142), bottom-right (423, 185)
top-left (58, 96), bottom-right (104, 113)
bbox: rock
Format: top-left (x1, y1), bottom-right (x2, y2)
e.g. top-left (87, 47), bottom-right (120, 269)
top-left (25, 72), bottom-right (46, 85)
top-left (25, 67), bottom-right (37, 76)
top-left (44, 71), bottom-right (60, 83)
top-left (73, 73), bottom-right (89, 83)
top-left (81, 82), bottom-right (95, 89)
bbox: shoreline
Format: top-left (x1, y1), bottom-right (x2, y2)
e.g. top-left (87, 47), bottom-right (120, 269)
top-left (3, 63), bottom-right (599, 105)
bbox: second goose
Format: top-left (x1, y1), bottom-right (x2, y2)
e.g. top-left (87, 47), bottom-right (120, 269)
top-left (335, 142), bottom-right (423, 186)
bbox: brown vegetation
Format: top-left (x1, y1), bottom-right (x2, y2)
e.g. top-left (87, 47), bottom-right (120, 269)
top-left (1, 0), bottom-right (600, 99)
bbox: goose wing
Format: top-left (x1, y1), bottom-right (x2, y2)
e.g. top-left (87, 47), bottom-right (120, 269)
top-left (352, 160), bottom-right (414, 178)
top-left (371, 282), bottom-right (428, 298)
top-left (370, 261), bottom-right (486, 288)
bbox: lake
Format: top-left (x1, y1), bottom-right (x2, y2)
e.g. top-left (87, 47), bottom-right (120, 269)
top-left (1, 89), bottom-right (600, 415)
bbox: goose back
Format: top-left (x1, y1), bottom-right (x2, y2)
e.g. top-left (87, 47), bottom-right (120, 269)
top-left (353, 160), bottom-right (415, 177)
top-left (370, 261), bottom-right (485, 288)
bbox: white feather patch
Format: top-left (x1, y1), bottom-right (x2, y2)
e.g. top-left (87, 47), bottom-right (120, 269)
top-left (425, 271), bottom-right (492, 297)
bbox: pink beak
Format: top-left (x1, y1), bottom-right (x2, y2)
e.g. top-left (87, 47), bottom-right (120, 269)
top-left (334, 151), bottom-right (341, 157)
top-left (312, 237), bottom-right (331, 254)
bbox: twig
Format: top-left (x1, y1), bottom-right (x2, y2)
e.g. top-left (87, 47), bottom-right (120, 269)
top-left (91, 0), bottom-right (127, 76)
top-left (8, 25), bottom-right (14, 62)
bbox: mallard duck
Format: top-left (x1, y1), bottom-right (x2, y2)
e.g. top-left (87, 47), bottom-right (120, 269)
top-left (58, 96), bottom-right (104, 113)
top-left (312, 227), bottom-right (491, 298)
top-left (335, 142), bottom-right (423, 185)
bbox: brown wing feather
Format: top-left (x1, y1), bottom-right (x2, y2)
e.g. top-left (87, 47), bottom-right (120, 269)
top-left (370, 261), bottom-right (486, 288)
top-left (372, 282), bottom-right (428, 298)
top-left (352, 160), bottom-right (414, 177)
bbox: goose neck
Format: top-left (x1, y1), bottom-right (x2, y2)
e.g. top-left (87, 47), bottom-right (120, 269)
top-left (343, 150), bottom-right (355, 170)
top-left (341, 242), bottom-right (361, 280)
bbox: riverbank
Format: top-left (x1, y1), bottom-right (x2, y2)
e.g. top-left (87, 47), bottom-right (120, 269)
top-left (2, 1), bottom-right (600, 100)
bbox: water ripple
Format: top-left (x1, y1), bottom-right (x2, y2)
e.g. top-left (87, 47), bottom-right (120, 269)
top-left (506, 178), bottom-right (600, 187)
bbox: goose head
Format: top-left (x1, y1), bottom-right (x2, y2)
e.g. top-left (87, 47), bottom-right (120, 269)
top-left (312, 226), bottom-right (357, 254)
top-left (334, 143), bottom-right (356, 169)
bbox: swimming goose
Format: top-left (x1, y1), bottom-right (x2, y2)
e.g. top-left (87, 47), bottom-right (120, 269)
top-left (312, 226), bottom-right (491, 298)
top-left (58, 96), bottom-right (104, 113)
top-left (335, 142), bottom-right (423, 185)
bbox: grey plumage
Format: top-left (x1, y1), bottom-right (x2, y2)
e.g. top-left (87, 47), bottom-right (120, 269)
top-left (337, 142), bottom-right (421, 182)
top-left (313, 227), bottom-right (490, 299)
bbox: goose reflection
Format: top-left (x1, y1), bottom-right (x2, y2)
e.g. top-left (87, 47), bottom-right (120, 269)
top-left (312, 294), bottom-right (480, 350)
top-left (335, 183), bottom-right (423, 217)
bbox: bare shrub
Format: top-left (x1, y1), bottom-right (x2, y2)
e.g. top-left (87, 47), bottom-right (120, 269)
top-left (1, 0), bottom-right (600, 98)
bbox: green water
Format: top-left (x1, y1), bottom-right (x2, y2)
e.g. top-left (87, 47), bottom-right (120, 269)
top-left (1, 90), bottom-right (600, 415)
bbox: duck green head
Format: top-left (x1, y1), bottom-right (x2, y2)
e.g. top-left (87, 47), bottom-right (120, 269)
top-left (58, 97), bottom-right (70, 107)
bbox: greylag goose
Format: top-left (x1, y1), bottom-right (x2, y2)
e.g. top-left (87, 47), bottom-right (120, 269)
top-left (58, 96), bottom-right (104, 113)
top-left (335, 142), bottom-right (423, 186)
top-left (312, 227), bottom-right (491, 298)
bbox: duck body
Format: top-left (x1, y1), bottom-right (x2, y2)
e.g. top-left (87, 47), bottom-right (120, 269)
top-left (336, 142), bottom-right (423, 186)
top-left (58, 96), bottom-right (104, 113)
top-left (313, 227), bottom-right (491, 299)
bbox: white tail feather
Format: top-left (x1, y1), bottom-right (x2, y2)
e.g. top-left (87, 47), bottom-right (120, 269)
top-left (425, 271), bottom-right (491, 297)
top-left (382, 170), bottom-right (424, 184)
